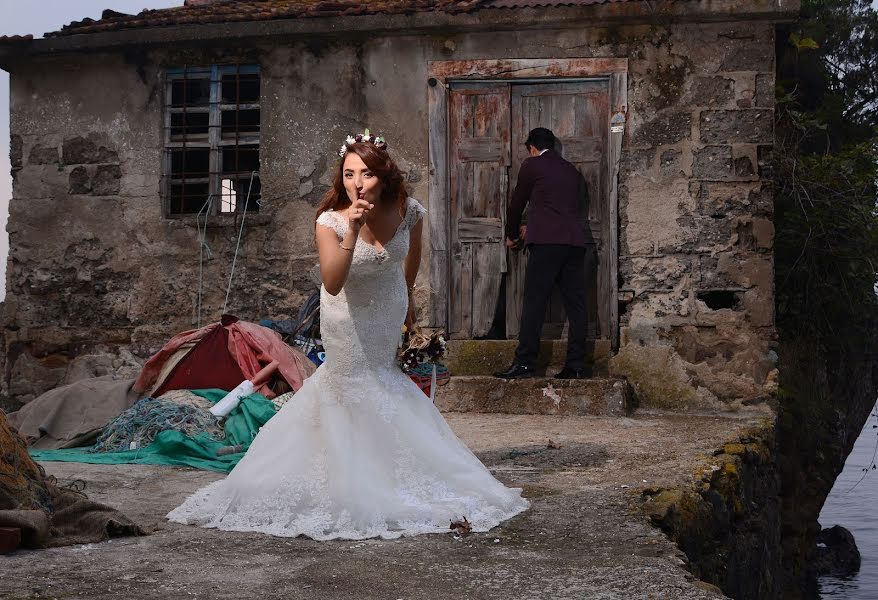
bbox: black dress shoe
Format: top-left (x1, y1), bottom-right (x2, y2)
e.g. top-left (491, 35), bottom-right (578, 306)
top-left (554, 367), bottom-right (588, 379)
top-left (493, 364), bottom-right (535, 379)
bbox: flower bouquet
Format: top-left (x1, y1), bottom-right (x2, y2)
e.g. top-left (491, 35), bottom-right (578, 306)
top-left (397, 328), bottom-right (450, 398)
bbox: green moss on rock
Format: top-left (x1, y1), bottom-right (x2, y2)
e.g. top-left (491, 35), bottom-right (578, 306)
top-left (641, 421), bottom-right (780, 599)
top-left (610, 344), bottom-right (698, 409)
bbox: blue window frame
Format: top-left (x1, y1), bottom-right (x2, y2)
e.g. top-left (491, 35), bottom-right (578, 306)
top-left (162, 64), bottom-right (261, 215)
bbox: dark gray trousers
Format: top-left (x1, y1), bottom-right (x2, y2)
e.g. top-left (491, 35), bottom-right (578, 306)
top-left (514, 244), bottom-right (588, 369)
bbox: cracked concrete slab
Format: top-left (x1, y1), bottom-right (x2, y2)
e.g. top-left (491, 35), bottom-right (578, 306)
top-left (0, 412), bottom-right (761, 599)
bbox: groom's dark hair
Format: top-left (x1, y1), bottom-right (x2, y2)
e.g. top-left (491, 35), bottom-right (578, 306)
top-left (525, 128), bottom-right (555, 152)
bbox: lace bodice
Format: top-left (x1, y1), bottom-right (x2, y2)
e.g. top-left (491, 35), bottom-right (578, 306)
top-left (315, 198), bottom-right (426, 382)
top-left (316, 197), bottom-right (425, 268)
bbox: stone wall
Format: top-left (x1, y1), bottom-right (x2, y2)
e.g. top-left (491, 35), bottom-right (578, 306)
top-left (2, 18), bottom-right (778, 410)
top-left (613, 23), bottom-right (777, 410)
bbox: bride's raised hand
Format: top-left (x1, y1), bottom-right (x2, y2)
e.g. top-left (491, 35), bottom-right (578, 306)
top-left (348, 198), bottom-right (373, 232)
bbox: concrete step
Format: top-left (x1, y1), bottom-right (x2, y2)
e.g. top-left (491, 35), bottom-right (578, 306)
top-left (444, 339), bottom-right (612, 377)
top-left (434, 376), bottom-right (631, 416)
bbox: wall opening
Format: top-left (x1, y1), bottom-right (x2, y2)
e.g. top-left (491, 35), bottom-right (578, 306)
top-left (697, 290), bottom-right (742, 310)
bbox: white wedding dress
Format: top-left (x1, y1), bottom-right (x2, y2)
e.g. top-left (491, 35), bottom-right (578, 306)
top-left (167, 198), bottom-right (529, 540)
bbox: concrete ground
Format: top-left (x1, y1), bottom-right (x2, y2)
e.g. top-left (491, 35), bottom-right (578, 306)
top-left (0, 411), bottom-right (763, 600)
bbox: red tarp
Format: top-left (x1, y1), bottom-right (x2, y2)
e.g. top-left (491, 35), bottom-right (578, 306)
top-left (135, 315), bottom-right (315, 399)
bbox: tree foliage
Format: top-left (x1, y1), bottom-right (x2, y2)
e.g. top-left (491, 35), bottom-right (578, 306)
top-left (780, 0), bottom-right (878, 145)
top-left (774, 0), bottom-right (878, 348)
top-left (773, 6), bottom-right (878, 594)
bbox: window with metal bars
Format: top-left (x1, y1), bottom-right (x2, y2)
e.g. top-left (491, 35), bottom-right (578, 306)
top-left (163, 64), bottom-right (261, 215)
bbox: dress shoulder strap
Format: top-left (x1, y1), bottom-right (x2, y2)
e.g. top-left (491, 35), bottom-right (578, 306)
top-left (403, 198), bottom-right (427, 230)
top-left (316, 209), bottom-right (347, 239)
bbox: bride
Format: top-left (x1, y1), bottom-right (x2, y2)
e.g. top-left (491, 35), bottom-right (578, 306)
top-left (167, 131), bottom-right (529, 540)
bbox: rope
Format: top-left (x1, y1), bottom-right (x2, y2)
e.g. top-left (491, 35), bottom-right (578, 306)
top-left (222, 171), bottom-right (258, 316)
top-left (192, 180), bottom-right (310, 325)
top-left (195, 194), bottom-right (215, 328)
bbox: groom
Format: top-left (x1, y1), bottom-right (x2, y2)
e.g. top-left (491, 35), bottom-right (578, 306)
top-left (495, 127), bottom-right (590, 380)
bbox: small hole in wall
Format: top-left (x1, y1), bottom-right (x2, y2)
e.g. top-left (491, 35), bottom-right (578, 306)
top-left (697, 290), bottom-right (741, 310)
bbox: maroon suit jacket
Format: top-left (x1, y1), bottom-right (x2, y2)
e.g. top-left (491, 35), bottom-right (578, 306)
top-left (505, 150), bottom-right (588, 247)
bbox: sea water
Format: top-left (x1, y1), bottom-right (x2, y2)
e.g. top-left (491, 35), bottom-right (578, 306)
top-left (818, 401), bottom-right (878, 598)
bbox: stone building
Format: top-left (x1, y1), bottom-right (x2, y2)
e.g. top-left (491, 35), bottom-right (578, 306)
top-left (0, 0), bottom-right (797, 409)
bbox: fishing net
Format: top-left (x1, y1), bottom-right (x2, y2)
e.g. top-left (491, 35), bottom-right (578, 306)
top-left (0, 410), bottom-right (53, 512)
top-left (90, 396), bottom-right (225, 453)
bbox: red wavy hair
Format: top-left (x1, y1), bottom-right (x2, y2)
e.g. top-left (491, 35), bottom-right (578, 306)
top-left (315, 142), bottom-right (408, 219)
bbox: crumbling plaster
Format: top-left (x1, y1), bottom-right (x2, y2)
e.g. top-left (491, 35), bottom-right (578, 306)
top-left (2, 19), bottom-right (777, 410)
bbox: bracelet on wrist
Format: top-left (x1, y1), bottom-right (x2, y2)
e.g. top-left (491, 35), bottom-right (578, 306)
top-left (339, 242), bottom-right (355, 252)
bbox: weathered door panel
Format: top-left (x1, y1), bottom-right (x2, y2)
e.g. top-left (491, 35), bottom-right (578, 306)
top-left (506, 81), bottom-right (611, 341)
top-left (448, 83), bottom-right (511, 339)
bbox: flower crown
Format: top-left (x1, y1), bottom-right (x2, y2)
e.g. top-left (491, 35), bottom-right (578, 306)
top-left (338, 128), bottom-right (388, 158)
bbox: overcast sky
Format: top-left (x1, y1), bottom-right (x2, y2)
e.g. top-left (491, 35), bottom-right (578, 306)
top-left (0, 1), bottom-right (181, 301)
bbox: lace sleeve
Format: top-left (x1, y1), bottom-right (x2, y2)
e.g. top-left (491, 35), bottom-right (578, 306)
top-left (316, 210), bottom-right (345, 239)
top-left (404, 198), bottom-right (427, 230)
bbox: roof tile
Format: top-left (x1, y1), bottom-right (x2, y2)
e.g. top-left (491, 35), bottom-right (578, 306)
top-left (0, 34), bottom-right (35, 46)
top-left (483, 0), bottom-right (635, 7)
top-left (43, 0), bottom-right (630, 37)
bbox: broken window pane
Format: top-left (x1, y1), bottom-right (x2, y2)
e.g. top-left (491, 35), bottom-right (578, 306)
top-left (215, 175), bottom-right (261, 213)
top-left (222, 73), bottom-right (260, 104)
top-left (220, 178), bottom-right (237, 213)
top-left (239, 175), bottom-right (261, 211)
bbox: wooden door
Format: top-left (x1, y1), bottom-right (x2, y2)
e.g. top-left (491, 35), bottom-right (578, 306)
top-left (506, 81), bottom-right (611, 341)
top-left (447, 83), bottom-right (511, 339)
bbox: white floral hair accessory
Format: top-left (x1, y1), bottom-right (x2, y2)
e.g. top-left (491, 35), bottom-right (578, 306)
top-left (338, 128), bottom-right (388, 158)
